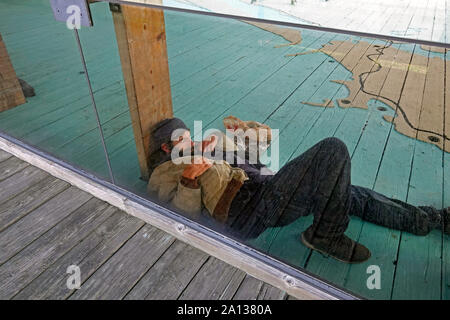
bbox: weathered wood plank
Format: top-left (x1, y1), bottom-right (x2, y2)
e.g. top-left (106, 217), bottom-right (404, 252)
top-left (232, 275), bottom-right (265, 300)
top-left (0, 198), bottom-right (116, 299)
top-left (0, 155), bottom-right (28, 181)
top-left (0, 128), bottom-right (340, 300)
top-left (168, 18), bottom-right (272, 87)
top-left (391, 47), bottom-right (444, 300)
top-left (112, 2), bottom-right (173, 180)
top-left (14, 210), bottom-right (144, 300)
top-left (179, 257), bottom-right (246, 300)
top-left (0, 175), bottom-right (69, 232)
top-left (176, 28), bottom-right (329, 131)
top-left (18, 84), bottom-right (126, 148)
top-left (233, 275), bottom-right (287, 300)
top-left (0, 165), bottom-right (48, 204)
top-left (343, 40), bottom-right (424, 298)
top-left (0, 186), bottom-right (92, 265)
top-left (69, 225), bottom-right (175, 300)
top-left (257, 282), bottom-right (288, 300)
top-left (0, 149), bottom-right (11, 162)
top-left (125, 240), bottom-right (209, 300)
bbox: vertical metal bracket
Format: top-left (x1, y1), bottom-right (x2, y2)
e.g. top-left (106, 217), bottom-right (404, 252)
top-left (49, 0), bottom-right (93, 27)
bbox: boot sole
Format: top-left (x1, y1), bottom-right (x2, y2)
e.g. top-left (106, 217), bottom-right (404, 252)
top-left (300, 232), bottom-right (371, 264)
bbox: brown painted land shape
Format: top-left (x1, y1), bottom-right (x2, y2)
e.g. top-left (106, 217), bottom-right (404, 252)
top-left (318, 41), bottom-right (449, 153)
top-left (243, 21), bottom-right (302, 47)
top-left (238, 23), bottom-right (447, 152)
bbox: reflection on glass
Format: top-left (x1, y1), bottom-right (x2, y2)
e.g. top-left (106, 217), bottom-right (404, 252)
top-left (0, 0), bottom-right (448, 300)
top-left (135, 3), bottom-right (447, 300)
top-left (0, 0), bottom-right (114, 182)
top-left (128, 0), bottom-right (449, 45)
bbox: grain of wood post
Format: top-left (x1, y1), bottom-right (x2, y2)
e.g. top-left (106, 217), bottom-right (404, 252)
top-left (111, 1), bottom-right (173, 180)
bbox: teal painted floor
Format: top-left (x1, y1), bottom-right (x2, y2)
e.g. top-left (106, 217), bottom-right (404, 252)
top-left (0, 0), bottom-right (448, 299)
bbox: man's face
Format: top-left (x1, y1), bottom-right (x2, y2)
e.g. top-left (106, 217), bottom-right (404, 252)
top-left (171, 129), bottom-right (193, 153)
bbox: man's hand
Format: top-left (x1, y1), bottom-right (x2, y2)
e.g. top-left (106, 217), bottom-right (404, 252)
top-left (182, 157), bottom-right (213, 180)
top-left (201, 135), bottom-right (218, 153)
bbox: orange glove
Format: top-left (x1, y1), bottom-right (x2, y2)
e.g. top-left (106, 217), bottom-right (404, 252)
top-left (182, 157), bottom-right (213, 180)
top-left (201, 135), bottom-right (218, 153)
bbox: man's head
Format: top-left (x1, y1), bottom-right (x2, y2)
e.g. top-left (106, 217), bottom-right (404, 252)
top-left (152, 118), bottom-right (193, 155)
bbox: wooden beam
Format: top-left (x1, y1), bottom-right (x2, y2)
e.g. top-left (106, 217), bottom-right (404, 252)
top-left (111, 2), bottom-right (173, 180)
top-left (0, 34), bottom-right (26, 112)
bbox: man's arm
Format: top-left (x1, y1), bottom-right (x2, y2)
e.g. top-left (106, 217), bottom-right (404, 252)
top-left (171, 158), bottom-right (212, 219)
top-left (171, 176), bottom-right (202, 219)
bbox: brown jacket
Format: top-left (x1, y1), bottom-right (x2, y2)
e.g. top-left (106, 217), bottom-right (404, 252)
top-left (147, 156), bottom-right (248, 223)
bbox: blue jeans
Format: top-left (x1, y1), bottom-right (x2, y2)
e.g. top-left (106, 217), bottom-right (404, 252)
top-left (226, 137), bottom-right (441, 240)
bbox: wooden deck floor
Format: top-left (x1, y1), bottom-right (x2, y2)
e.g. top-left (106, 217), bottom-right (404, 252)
top-left (169, 0), bottom-right (450, 43)
top-left (0, 149), bottom-right (294, 300)
top-left (0, 0), bottom-right (448, 299)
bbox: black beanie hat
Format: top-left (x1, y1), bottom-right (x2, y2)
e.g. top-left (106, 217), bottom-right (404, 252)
top-left (152, 117), bottom-right (189, 149)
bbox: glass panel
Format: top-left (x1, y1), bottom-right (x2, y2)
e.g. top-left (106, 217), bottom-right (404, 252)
top-left (0, 0), bottom-right (113, 182)
top-left (2, 0), bottom-right (448, 300)
top-left (81, 1), bottom-right (449, 300)
top-left (76, 2), bottom-right (144, 192)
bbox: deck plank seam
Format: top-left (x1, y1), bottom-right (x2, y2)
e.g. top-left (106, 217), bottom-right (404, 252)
top-left (0, 157), bottom-right (30, 183)
top-left (0, 190), bottom-right (94, 271)
top-left (390, 13), bottom-right (442, 296)
top-left (202, 30), bottom-right (333, 128)
top-left (120, 236), bottom-right (178, 300)
top-left (63, 222), bottom-right (149, 300)
top-left (45, 208), bottom-right (146, 300)
top-left (175, 255), bottom-right (212, 300)
top-left (0, 176), bottom-right (72, 233)
top-left (7, 203), bottom-right (120, 300)
top-left (342, 42), bottom-right (416, 293)
top-left (0, 166), bottom-right (48, 204)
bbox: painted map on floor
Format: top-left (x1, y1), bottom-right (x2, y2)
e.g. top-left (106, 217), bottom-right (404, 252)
top-left (250, 22), bottom-right (449, 153)
top-left (162, 0), bottom-right (449, 153)
top-left (316, 40), bottom-right (449, 153)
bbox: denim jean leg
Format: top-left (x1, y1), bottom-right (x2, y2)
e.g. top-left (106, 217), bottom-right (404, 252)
top-left (303, 138), bottom-right (352, 239)
top-left (348, 185), bottom-right (437, 235)
top-left (227, 137), bottom-right (354, 240)
top-left (270, 137), bottom-right (353, 239)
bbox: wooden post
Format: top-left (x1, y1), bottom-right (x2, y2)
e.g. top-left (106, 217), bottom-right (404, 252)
top-left (111, 2), bottom-right (173, 180)
top-left (0, 34), bottom-right (26, 112)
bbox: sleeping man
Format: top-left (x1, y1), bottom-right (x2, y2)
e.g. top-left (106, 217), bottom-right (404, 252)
top-left (147, 117), bottom-right (449, 264)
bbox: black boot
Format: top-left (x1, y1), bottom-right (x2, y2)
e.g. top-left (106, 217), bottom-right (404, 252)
top-left (300, 227), bottom-right (371, 264)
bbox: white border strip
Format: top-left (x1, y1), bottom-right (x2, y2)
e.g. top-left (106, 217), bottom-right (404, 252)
top-left (0, 136), bottom-right (340, 300)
